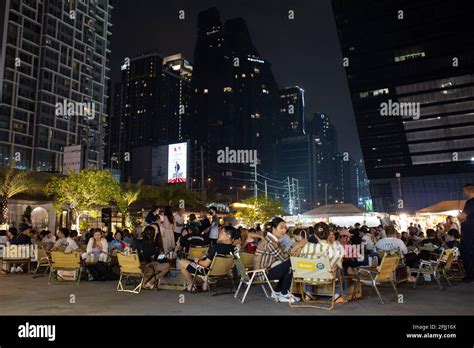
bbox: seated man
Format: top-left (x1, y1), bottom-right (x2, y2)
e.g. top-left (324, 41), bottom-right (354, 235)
top-left (374, 225), bottom-right (407, 255)
top-left (179, 225), bottom-right (236, 292)
top-left (176, 225), bottom-right (209, 257)
top-left (52, 228), bottom-right (70, 251)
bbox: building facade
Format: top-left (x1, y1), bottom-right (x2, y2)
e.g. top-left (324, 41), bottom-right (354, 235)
top-left (0, 0), bottom-right (112, 172)
top-left (333, 0), bottom-right (474, 212)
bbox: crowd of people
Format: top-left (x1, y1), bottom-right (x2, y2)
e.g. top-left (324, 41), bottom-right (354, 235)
top-left (0, 182), bottom-right (472, 304)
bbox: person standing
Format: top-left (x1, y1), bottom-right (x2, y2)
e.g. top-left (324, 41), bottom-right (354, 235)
top-left (160, 206), bottom-right (176, 253)
top-left (208, 206), bottom-right (219, 246)
top-left (145, 205), bottom-right (160, 224)
top-left (173, 208), bottom-right (185, 243)
top-left (458, 184), bottom-right (474, 282)
top-left (198, 211), bottom-right (211, 236)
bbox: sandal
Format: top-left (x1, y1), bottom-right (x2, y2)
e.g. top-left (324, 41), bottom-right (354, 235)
top-left (184, 285), bottom-right (198, 293)
top-left (303, 292), bottom-right (315, 301)
top-left (142, 282), bottom-right (155, 290)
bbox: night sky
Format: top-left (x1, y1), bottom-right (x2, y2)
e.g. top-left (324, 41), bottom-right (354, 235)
top-left (111, 0), bottom-right (362, 161)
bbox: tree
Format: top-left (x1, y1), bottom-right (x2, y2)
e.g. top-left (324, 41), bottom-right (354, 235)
top-left (115, 179), bottom-right (143, 228)
top-left (45, 170), bottom-right (121, 226)
top-left (235, 196), bottom-right (285, 226)
top-left (0, 166), bottom-right (31, 224)
top-left (141, 183), bottom-right (198, 209)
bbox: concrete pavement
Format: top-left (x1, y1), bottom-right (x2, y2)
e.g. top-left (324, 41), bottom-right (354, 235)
top-left (1, 274), bottom-right (473, 315)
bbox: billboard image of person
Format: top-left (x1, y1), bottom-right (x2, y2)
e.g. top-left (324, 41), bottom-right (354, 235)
top-left (168, 142), bottom-right (187, 183)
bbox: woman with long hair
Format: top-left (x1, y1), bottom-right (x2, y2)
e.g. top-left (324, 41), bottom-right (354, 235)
top-left (137, 225), bottom-right (171, 290)
top-left (159, 205), bottom-right (176, 252)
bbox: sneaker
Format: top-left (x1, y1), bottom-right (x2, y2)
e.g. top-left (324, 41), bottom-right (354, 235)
top-left (10, 266), bottom-right (16, 273)
top-left (16, 266), bottom-right (23, 273)
top-left (270, 291), bottom-right (281, 300)
top-left (276, 292), bottom-right (300, 303)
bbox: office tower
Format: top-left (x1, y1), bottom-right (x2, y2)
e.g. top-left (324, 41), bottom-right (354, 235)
top-left (162, 53), bottom-right (192, 143)
top-left (190, 7), bottom-right (281, 195)
top-left (333, 0), bottom-right (474, 211)
top-left (279, 86), bottom-right (305, 137)
top-left (0, 0), bottom-right (113, 171)
top-left (117, 51), bottom-right (192, 182)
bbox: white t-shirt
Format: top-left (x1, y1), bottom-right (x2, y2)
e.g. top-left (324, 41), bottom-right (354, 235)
top-left (375, 237), bottom-right (407, 255)
top-left (209, 215), bottom-right (219, 239)
top-left (0, 236), bottom-right (8, 244)
top-left (361, 234), bottom-right (374, 251)
top-left (173, 214), bottom-right (184, 234)
top-left (65, 237), bottom-right (79, 252)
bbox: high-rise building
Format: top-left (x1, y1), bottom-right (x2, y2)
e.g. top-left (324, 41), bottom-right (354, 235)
top-left (279, 86), bottom-right (305, 137)
top-left (277, 86), bottom-right (311, 211)
top-left (190, 8), bottom-right (281, 195)
top-left (0, 0), bottom-right (113, 171)
top-left (162, 53), bottom-right (192, 143)
top-left (333, 0), bottom-right (474, 212)
top-left (117, 51), bottom-right (192, 181)
top-left (308, 112), bottom-right (368, 207)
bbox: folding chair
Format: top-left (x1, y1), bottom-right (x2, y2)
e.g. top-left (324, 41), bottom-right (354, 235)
top-left (289, 255), bottom-right (342, 310)
top-left (449, 247), bottom-right (465, 281)
top-left (191, 254), bottom-right (235, 295)
top-left (234, 254), bottom-right (275, 303)
top-left (355, 254), bottom-right (400, 304)
top-left (117, 252), bottom-right (144, 294)
top-left (239, 252), bottom-right (255, 270)
top-left (186, 245), bottom-right (209, 261)
top-left (48, 251), bottom-right (82, 285)
top-left (33, 246), bottom-right (51, 278)
top-left (412, 248), bottom-right (454, 290)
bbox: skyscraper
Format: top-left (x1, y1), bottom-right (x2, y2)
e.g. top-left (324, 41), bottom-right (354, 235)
top-left (333, 0), bottom-right (474, 212)
top-left (190, 7), bottom-right (281, 195)
top-left (117, 51), bottom-right (192, 181)
top-left (279, 86), bottom-right (305, 137)
top-left (0, 0), bottom-right (113, 171)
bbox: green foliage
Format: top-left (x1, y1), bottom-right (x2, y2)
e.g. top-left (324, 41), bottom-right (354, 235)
top-left (0, 165), bottom-right (31, 199)
top-left (141, 183), bottom-right (198, 209)
top-left (0, 164), bottom-right (32, 224)
top-left (45, 169), bottom-right (121, 213)
top-left (235, 196), bottom-right (285, 226)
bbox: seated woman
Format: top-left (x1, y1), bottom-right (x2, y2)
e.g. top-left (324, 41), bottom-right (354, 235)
top-left (82, 229), bottom-right (109, 262)
top-left (131, 225), bottom-right (171, 290)
top-left (253, 218), bottom-right (306, 303)
top-left (109, 231), bottom-right (126, 254)
top-left (297, 223), bottom-right (346, 302)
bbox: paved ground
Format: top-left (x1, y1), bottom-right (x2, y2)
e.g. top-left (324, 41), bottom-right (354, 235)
top-left (1, 273), bottom-right (473, 315)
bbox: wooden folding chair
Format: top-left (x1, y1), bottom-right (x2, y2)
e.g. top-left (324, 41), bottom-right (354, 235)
top-left (412, 248), bottom-right (454, 290)
top-left (49, 251), bottom-right (82, 285)
top-left (234, 254), bottom-right (275, 303)
top-left (33, 246), bottom-right (51, 278)
top-left (355, 254), bottom-right (400, 304)
top-left (289, 255), bottom-right (342, 310)
top-left (191, 254), bottom-right (235, 295)
top-left (117, 252), bottom-right (144, 294)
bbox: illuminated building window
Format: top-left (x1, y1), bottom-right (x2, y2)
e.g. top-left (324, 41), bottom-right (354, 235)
top-left (204, 89), bottom-right (209, 94)
top-left (223, 87), bottom-right (233, 92)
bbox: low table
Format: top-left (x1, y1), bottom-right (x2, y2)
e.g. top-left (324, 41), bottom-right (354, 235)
top-left (1, 258), bottom-right (32, 274)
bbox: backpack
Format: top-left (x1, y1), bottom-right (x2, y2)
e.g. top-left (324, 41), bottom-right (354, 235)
top-left (88, 261), bottom-right (119, 281)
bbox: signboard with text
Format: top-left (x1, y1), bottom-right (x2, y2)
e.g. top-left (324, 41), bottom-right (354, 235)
top-left (63, 145), bottom-right (83, 174)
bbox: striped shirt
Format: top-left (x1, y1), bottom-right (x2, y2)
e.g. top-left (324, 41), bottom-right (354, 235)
top-left (254, 233), bottom-right (290, 275)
